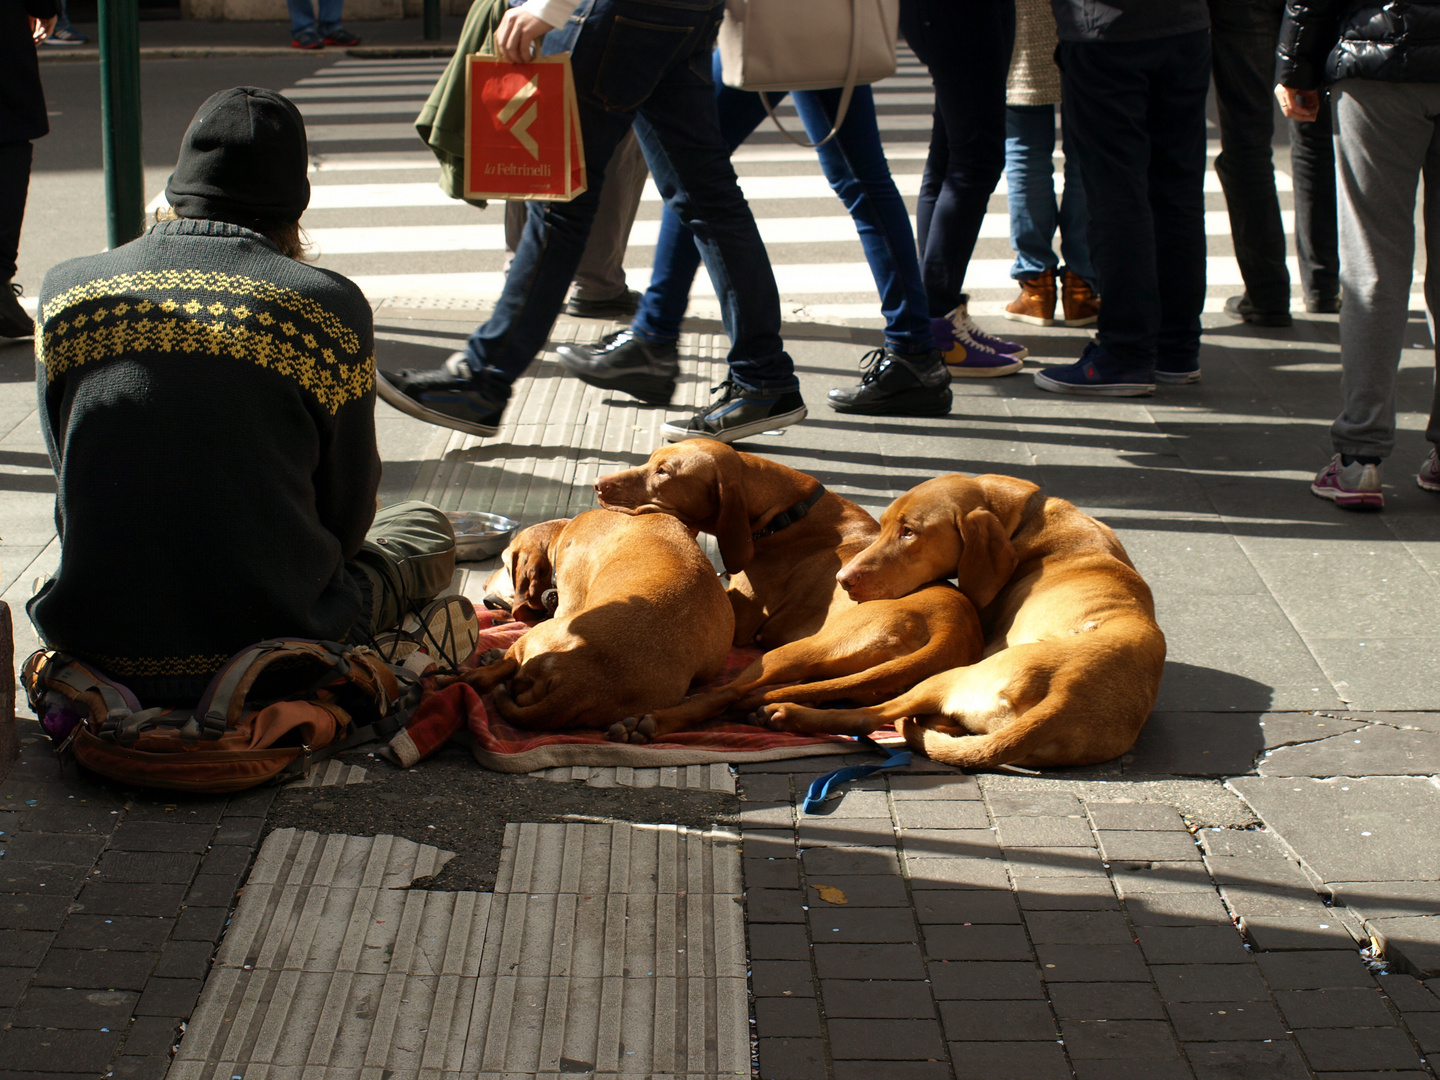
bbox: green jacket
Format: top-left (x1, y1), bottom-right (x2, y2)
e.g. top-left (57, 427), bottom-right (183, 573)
top-left (415, 0), bottom-right (509, 207)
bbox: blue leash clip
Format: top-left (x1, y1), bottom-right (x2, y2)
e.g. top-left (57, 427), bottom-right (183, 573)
top-left (802, 734), bottom-right (912, 814)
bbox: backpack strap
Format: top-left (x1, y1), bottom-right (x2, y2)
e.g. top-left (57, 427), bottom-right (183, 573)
top-left (197, 639), bottom-right (352, 737)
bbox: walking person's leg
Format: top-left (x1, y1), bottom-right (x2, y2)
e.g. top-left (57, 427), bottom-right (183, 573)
top-left (0, 141), bottom-right (35, 338)
top-left (287, 0), bottom-right (321, 46)
top-left (1291, 91), bottom-right (1341, 312)
top-left (567, 128), bottom-right (649, 315)
top-left (1055, 125), bottom-right (1099, 326)
top-left (1420, 100), bottom-right (1440, 489)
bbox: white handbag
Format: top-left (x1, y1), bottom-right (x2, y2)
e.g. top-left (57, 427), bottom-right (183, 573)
top-left (716, 0), bottom-right (900, 147)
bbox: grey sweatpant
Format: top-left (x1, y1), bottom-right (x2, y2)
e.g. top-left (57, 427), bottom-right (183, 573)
top-left (1330, 77), bottom-right (1440, 460)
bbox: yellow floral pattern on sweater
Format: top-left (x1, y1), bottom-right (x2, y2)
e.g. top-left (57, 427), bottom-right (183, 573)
top-left (38, 270), bottom-right (374, 414)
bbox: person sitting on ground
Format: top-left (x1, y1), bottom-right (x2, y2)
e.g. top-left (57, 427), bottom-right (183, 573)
top-left (29, 87), bottom-right (464, 702)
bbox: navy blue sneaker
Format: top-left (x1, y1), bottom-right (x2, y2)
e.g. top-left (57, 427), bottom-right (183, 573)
top-left (1155, 356), bottom-right (1201, 384)
top-left (376, 352), bottom-right (508, 437)
top-left (1034, 342), bottom-right (1155, 397)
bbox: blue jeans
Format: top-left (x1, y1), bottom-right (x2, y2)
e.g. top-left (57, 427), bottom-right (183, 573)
top-left (632, 52), bottom-right (932, 354)
top-left (287, 0), bottom-right (345, 38)
top-left (1004, 104), bottom-right (1094, 287)
top-left (1059, 30), bottom-right (1211, 373)
top-left (466, 0), bottom-right (795, 394)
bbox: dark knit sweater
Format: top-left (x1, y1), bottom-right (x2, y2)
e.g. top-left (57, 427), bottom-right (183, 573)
top-left (29, 218), bottom-right (382, 701)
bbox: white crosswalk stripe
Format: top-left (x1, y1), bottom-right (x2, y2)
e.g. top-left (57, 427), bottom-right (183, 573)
top-left (150, 55), bottom-right (1299, 322)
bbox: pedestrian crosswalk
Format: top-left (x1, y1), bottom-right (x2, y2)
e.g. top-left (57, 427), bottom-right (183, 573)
top-left (181, 51), bottom-right (1301, 326)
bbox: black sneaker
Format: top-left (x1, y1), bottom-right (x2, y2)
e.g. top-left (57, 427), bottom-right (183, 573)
top-left (556, 329), bottom-right (680, 404)
top-left (1304, 294), bottom-right (1342, 314)
top-left (564, 289), bottom-right (641, 320)
top-left (660, 379), bottom-right (807, 443)
top-left (376, 352), bottom-right (508, 437)
top-left (0, 283), bottom-right (34, 338)
top-left (827, 347), bottom-right (953, 416)
top-left (1224, 293), bottom-right (1293, 327)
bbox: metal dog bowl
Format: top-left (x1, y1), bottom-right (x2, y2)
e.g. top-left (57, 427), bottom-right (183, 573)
top-left (446, 510), bottom-right (519, 561)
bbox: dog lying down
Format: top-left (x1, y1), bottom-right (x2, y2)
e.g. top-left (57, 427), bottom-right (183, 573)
top-left (761, 472), bottom-right (1167, 769)
top-left (461, 508), bottom-right (734, 730)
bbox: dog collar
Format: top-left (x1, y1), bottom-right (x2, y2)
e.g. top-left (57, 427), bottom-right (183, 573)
top-left (753, 485), bottom-right (825, 540)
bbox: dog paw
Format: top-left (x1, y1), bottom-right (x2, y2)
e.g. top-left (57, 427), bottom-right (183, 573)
top-left (607, 714), bottom-right (657, 744)
top-left (754, 704), bottom-right (788, 729)
top-left (478, 648), bottom-right (506, 666)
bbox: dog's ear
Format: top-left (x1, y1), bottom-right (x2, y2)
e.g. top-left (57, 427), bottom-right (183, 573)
top-left (711, 451), bottom-right (754, 574)
top-left (953, 507), bottom-right (1018, 611)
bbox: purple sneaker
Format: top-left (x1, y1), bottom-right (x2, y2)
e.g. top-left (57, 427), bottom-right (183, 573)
top-left (930, 315), bottom-right (1023, 378)
top-left (941, 295), bottom-right (1028, 360)
top-left (1312, 454), bottom-right (1383, 509)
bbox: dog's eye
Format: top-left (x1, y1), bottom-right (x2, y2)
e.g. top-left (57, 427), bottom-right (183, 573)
top-left (899, 526), bottom-right (915, 539)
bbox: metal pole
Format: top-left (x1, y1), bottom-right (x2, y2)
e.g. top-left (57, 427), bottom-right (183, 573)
top-left (423, 0), bottom-right (441, 41)
top-left (99, 0), bottom-right (145, 249)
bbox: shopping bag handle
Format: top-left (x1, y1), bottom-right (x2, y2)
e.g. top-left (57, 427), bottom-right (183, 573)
top-left (801, 734), bottom-right (911, 814)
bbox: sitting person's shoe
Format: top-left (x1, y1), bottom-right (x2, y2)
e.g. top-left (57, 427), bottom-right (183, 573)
top-left (1034, 341), bottom-right (1155, 397)
top-left (564, 288), bottom-right (641, 319)
top-left (291, 29), bottom-right (324, 48)
top-left (373, 594), bottom-right (480, 674)
top-left (0, 282), bottom-right (34, 338)
top-left (1060, 269), bottom-right (1100, 327)
top-left (322, 28), bottom-right (361, 45)
top-left (828, 346), bottom-right (952, 416)
top-left (1155, 355), bottom-right (1201, 384)
top-left (661, 379), bottom-right (806, 444)
top-left (556, 328), bottom-right (679, 404)
top-left (376, 352), bottom-right (508, 437)
top-left (1312, 454), bottom-right (1383, 509)
top-left (1003, 270), bottom-right (1056, 327)
top-left (1417, 448), bottom-right (1440, 492)
top-left (1225, 292), bottom-right (1293, 327)
top-left (932, 311), bottom-right (1024, 377)
top-left (1305, 293), bottom-right (1342, 314)
top-left (939, 293), bottom-right (1028, 360)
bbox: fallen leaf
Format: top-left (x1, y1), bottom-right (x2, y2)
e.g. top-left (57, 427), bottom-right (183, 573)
top-left (811, 884), bottom-right (847, 905)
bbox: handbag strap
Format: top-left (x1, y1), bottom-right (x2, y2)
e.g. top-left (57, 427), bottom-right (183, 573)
top-left (759, 0), bottom-right (865, 148)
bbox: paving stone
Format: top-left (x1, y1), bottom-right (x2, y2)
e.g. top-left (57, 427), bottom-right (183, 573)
top-left (807, 906), bottom-right (917, 944)
top-left (1152, 963), bottom-right (1272, 1003)
top-left (1198, 828), bottom-right (1289, 859)
top-left (740, 775), bottom-right (792, 802)
top-left (913, 889), bottom-right (1021, 925)
top-left (889, 773), bottom-right (980, 800)
top-left (0, 968), bottom-right (29, 1008)
top-left (154, 937), bottom-right (215, 980)
top-left (1402, 1010), bottom-right (1440, 1051)
top-left (996, 816), bottom-right (1094, 849)
top-left (183, 872), bottom-right (242, 908)
top-left (938, 999), bottom-right (1058, 1041)
top-left (169, 905), bottom-right (229, 942)
top-left (123, 802), bottom-right (224, 825)
top-left (1015, 877), bottom-right (1121, 911)
top-left (105, 1056), bottom-right (170, 1080)
top-left (0, 894), bottom-right (66, 931)
top-left (0, 1026), bottom-right (125, 1072)
top-left (754, 995), bottom-right (823, 1038)
top-left (814, 942), bottom-right (926, 980)
top-left (1259, 724), bottom-right (1440, 777)
top-left (833, 1062), bottom-right (952, 1080)
top-left (118, 1015), bottom-right (182, 1058)
top-left (133, 976), bottom-right (202, 1017)
top-left (739, 802), bottom-right (796, 828)
top-left (799, 818), bottom-right (896, 849)
top-left (1098, 829), bottom-right (1202, 862)
top-left (1273, 988), bottom-right (1396, 1028)
top-left (1071, 1060), bottom-right (1196, 1080)
top-left (748, 923), bottom-right (811, 960)
top-left (73, 881), bottom-right (189, 916)
top-left (750, 959), bottom-right (814, 997)
top-left (821, 979), bottom-right (936, 1018)
top-left (1184, 1039), bottom-right (1311, 1080)
top-left (747, 887), bottom-right (805, 922)
top-left (1256, 950), bottom-right (1376, 989)
top-left (1087, 803), bottom-right (1188, 831)
top-left (803, 874), bottom-right (909, 907)
top-left (1377, 973), bottom-right (1440, 1011)
top-left (903, 826), bottom-right (1002, 854)
top-left (0, 833), bottom-right (106, 864)
top-left (1112, 861), bottom-right (1219, 896)
top-left (1035, 943), bottom-right (1150, 982)
top-left (828, 1017), bottom-right (947, 1060)
top-left (1220, 885), bottom-right (1334, 918)
top-left (0, 860), bottom-right (89, 895)
top-left (33, 948), bottom-right (158, 990)
top-left (893, 802), bottom-right (990, 830)
top-left (1204, 855), bottom-right (1314, 891)
top-left (1368, 916), bottom-right (1440, 978)
top-left (106, 822), bottom-right (215, 853)
top-left (923, 923), bottom-right (1033, 962)
top-left (1121, 712), bottom-right (1264, 775)
top-left (12, 987), bottom-right (138, 1029)
top-left (95, 850), bottom-right (202, 884)
top-left (948, 1040), bottom-right (1071, 1080)
top-left (52, 915), bottom-right (175, 952)
top-left (1060, 1018), bottom-right (1183, 1060)
top-left (1024, 910), bottom-right (1134, 946)
top-left (815, 790), bottom-right (890, 818)
top-left (1292, 1026), bottom-right (1424, 1071)
top-left (1240, 915), bottom-right (1357, 951)
top-left (1136, 926), bottom-right (1250, 965)
top-left (1309, 1074), bottom-right (1431, 1080)
top-left (757, 1036), bottom-right (826, 1080)
top-left (1048, 982), bottom-right (1167, 1020)
top-left (210, 815), bottom-right (266, 846)
top-left (906, 854), bottom-right (1009, 889)
top-left (928, 960), bottom-right (1046, 1000)
top-left (985, 793), bottom-right (1083, 817)
top-left (1330, 880), bottom-right (1440, 920)
top-left (196, 843), bottom-right (255, 878)
top-left (1126, 890), bottom-right (1233, 926)
top-left (1167, 1001), bottom-right (1289, 1041)
top-left (801, 846), bottom-right (899, 876)
top-left (745, 857), bottom-right (801, 889)
top-left (0, 928), bottom-right (52, 967)
top-left (1005, 846), bottom-right (1107, 878)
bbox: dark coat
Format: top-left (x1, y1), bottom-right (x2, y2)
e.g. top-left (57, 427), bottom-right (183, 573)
top-left (1278, 0), bottom-right (1440, 88)
top-left (1048, 0), bottom-right (1209, 42)
top-left (1, 0), bottom-right (58, 143)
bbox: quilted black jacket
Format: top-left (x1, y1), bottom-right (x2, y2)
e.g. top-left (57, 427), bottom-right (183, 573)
top-left (1278, 0), bottom-right (1440, 88)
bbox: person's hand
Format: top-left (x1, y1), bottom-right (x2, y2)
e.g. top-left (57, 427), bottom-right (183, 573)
top-left (495, 8), bottom-right (555, 62)
top-left (1275, 84), bottom-right (1320, 122)
top-left (31, 15), bottom-right (57, 42)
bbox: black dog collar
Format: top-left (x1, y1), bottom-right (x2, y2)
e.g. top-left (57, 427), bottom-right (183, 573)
top-left (753, 485), bottom-right (825, 541)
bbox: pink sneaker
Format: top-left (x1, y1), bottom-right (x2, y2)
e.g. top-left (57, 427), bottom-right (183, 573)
top-left (1417, 448), bottom-right (1440, 492)
top-left (1312, 454), bottom-right (1384, 510)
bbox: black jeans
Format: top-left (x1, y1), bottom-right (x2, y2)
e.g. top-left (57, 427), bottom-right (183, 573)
top-left (900, 0), bottom-right (1014, 315)
top-left (1209, 0), bottom-right (1339, 310)
top-left (1059, 30), bottom-right (1212, 373)
top-left (0, 141), bottom-right (33, 283)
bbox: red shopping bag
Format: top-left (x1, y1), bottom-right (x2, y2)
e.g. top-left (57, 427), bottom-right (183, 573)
top-left (464, 52), bottom-right (587, 201)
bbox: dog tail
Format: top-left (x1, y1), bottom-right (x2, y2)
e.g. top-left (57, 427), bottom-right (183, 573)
top-left (491, 681), bottom-right (587, 730)
top-left (898, 700), bottom-right (1131, 771)
top-left (755, 628), bottom-right (979, 708)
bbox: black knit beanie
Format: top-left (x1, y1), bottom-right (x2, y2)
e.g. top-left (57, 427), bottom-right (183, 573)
top-left (164, 87), bottom-right (310, 226)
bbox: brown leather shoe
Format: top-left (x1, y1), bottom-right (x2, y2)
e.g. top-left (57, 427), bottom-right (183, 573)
top-left (1004, 270), bottom-right (1056, 326)
top-left (1061, 270), bottom-right (1100, 327)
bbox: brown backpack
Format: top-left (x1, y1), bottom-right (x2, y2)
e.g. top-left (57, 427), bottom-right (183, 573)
top-left (24, 640), bottom-right (415, 793)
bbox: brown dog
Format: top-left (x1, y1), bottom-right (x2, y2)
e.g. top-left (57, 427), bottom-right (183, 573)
top-left (593, 440), bottom-right (984, 741)
top-left (461, 508), bottom-right (734, 730)
top-left (762, 473), bottom-right (1167, 769)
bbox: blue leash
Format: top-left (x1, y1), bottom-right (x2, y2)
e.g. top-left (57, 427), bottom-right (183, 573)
top-left (802, 735), bottom-right (912, 814)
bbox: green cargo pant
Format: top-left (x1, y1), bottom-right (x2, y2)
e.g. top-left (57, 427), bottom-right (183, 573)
top-left (348, 500), bottom-right (457, 635)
